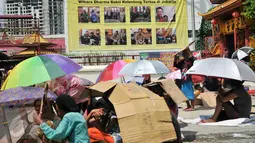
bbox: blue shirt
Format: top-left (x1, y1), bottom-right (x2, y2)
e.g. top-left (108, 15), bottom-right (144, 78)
top-left (40, 112), bottom-right (90, 143)
top-left (91, 13), bottom-right (97, 22)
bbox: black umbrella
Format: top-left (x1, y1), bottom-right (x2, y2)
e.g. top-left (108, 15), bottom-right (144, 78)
top-left (231, 46), bottom-right (253, 61)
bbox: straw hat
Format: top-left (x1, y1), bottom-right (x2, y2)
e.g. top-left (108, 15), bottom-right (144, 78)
top-left (173, 41), bottom-right (196, 57)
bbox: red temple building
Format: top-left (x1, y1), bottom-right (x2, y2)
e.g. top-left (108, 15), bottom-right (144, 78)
top-left (198, 0), bottom-right (255, 57)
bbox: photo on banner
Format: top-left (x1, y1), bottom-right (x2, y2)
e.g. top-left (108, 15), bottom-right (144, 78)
top-left (78, 6), bottom-right (100, 23)
top-left (104, 7), bottom-right (126, 23)
top-left (131, 28), bottom-right (152, 45)
top-left (155, 6), bottom-right (176, 22)
top-left (130, 6), bottom-right (151, 22)
top-left (79, 29), bottom-right (101, 46)
top-left (105, 29), bottom-right (127, 45)
top-left (156, 28), bottom-right (177, 44)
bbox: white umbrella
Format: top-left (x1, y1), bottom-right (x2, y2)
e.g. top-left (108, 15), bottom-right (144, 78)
top-left (186, 58), bottom-right (255, 82)
top-left (118, 60), bottom-right (170, 76)
top-left (125, 76), bottom-right (144, 85)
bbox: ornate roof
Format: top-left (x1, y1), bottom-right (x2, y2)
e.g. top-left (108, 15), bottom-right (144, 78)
top-left (198, 0), bottom-right (243, 20)
top-left (210, 0), bottom-right (226, 4)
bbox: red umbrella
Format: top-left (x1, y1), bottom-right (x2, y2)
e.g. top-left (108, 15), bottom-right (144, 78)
top-left (96, 60), bottom-right (136, 83)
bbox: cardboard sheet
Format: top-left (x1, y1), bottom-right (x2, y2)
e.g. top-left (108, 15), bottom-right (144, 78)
top-left (109, 83), bottom-right (177, 143)
top-left (144, 79), bottom-right (188, 104)
top-left (199, 92), bottom-right (217, 108)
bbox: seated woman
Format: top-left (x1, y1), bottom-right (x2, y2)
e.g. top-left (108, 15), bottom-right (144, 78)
top-left (202, 79), bottom-right (252, 123)
top-left (84, 96), bottom-right (122, 143)
top-left (34, 94), bottom-right (90, 143)
top-left (18, 99), bottom-right (61, 143)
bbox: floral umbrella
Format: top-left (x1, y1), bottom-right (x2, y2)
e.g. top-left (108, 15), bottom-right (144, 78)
top-left (0, 87), bottom-right (57, 107)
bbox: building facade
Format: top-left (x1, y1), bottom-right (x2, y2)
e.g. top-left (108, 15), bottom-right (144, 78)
top-left (3, 0), bottom-right (64, 35)
top-left (186, 0), bottom-right (215, 50)
top-left (48, 0), bottom-right (64, 34)
top-left (199, 0), bottom-right (255, 57)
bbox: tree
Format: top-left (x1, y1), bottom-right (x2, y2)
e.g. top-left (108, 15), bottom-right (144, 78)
top-left (242, 0), bottom-right (255, 19)
top-left (195, 7), bottom-right (215, 51)
top-left (242, 0), bottom-right (255, 71)
top-left (195, 18), bottom-right (212, 51)
top-left (242, 0), bottom-right (255, 33)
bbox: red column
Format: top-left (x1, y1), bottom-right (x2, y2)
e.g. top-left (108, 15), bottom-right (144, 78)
top-left (245, 27), bottom-right (250, 46)
top-left (234, 28), bottom-right (237, 50)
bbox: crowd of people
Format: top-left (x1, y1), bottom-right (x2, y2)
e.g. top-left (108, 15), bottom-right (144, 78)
top-left (16, 75), bottom-right (122, 143)
top-left (3, 45), bottom-right (253, 143)
top-left (172, 48), bottom-right (252, 123)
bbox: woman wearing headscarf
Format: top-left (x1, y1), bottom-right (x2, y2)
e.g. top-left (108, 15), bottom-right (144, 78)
top-left (33, 94), bottom-right (90, 143)
top-left (174, 48), bottom-right (195, 111)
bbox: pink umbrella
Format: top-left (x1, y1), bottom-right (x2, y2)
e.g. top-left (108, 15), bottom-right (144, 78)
top-left (166, 69), bottom-right (182, 80)
top-left (48, 75), bottom-right (91, 104)
top-left (97, 60), bottom-right (136, 83)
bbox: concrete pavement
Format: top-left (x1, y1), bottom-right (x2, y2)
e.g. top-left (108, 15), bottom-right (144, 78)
top-left (178, 97), bottom-right (255, 142)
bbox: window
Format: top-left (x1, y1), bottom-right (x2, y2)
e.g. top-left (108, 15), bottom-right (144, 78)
top-left (188, 30), bottom-right (199, 38)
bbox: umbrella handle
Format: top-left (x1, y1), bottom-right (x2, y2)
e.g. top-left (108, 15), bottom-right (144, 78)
top-left (52, 104), bottom-right (58, 116)
top-left (39, 99), bottom-right (43, 115)
top-left (121, 77), bottom-right (126, 83)
top-left (40, 84), bottom-right (49, 115)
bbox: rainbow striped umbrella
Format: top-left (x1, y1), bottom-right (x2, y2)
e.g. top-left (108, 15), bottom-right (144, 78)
top-left (96, 59), bottom-right (136, 83)
top-left (1, 54), bottom-right (82, 90)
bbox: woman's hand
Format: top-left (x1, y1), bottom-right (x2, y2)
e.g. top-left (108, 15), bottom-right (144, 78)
top-left (88, 118), bottom-right (96, 123)
top-left (33, 113), bottom-right (43, 125)
top-left (91, 108), bottom-right (104, 117)
top-left (41, 135), bottom-right (48, 143)
top-left (84, 108), bottom-right (104, 121)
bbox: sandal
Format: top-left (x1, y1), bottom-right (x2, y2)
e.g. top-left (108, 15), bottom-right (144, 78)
top-left (184, 108), bottom-right (195, 111)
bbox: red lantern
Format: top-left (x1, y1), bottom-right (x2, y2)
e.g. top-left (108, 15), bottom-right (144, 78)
top-left (232, 11), bottom-right (240, 18)
top-left (211, 19), bottom-right (218, 25)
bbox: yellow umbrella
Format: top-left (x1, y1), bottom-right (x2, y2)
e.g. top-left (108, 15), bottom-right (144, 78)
top-left (122, 59), bottom-right (136, 63)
